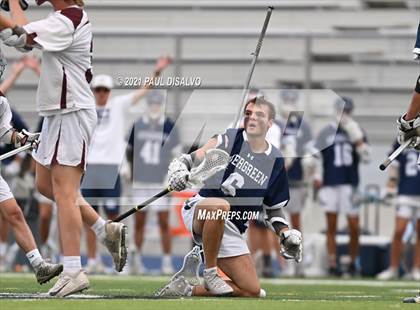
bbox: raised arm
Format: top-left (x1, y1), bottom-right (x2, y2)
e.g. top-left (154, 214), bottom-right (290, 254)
top-left (131, 56), bottom-right (172, 105)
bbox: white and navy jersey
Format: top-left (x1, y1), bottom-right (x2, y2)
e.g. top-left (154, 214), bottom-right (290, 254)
top-left (390, 142), bottom-right (420, 196)
top-left (23, 6), bottom-right (94, 115)
top-left (128, 116), bottom-right (180, 184)
top-left (199, 128), bottom-right (290, 233)
top-left (315, 124), bottom-right (363, 187)
top-left (282, 116), bottom-right (313, 182)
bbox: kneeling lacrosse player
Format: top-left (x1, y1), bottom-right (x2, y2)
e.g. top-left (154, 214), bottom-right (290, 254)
top-left (0, 48), bottom-right (63, 284)
top-left (156, 97), bottom-right (303, 298)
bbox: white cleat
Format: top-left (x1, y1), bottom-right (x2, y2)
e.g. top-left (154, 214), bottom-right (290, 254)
top-left (203, 268), bottom-right (233, 296)
top-left (48, 270), bottom-right (89, 298)
top-left (102, 221), bottom-right (127, 272)
top-left (171, 246), bottom-right (201, 286)
top-left (155, 276), bottom-right (192, 297)
top-left (376, 267), bottom-right (398, 280)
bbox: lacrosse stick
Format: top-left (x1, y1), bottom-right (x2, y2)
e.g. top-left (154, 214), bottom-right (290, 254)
top-left (0, 143), bottom-right (33, 161)
top-left (232, 6), bottom-right (273, 128)
top-left (379, 138), bottom-right (413, 171)
top-left (114, 149), bottom-right (230, 222)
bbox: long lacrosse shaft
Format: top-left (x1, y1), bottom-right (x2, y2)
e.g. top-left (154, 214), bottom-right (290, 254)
top-left (379, 138), bottom-right (412, 171)
top-left (114, 188), bottom-right (171, 222)
top-left (0, 143), bottom-right (32, 161)
top-left (233, 6), bottom-right (274, 128)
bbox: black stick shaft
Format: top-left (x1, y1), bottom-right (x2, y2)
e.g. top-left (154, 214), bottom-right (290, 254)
top-left (114, 188), bottom-right (171, 222)
top-left (233, 6), bottom-right (274, 128)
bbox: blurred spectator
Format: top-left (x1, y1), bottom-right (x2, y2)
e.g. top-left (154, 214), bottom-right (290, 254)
top-left (376, 142), bottom-right (420, 281)
top-left (126, 90), bottom-right (181, 275)
top-left (313, 97), bottom-right (370, 277)
top-left (82, 56), bottom-right (172, 273)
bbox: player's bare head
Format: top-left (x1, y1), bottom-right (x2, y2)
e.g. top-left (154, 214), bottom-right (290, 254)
top-left (147, 90), bottom-right (165, 120)
top-left (0, 47), bottom-right (6, 81)
top-left (243, 97), bottom-right (275, 136)
top-left (91, 75), bottom-right (113, 106)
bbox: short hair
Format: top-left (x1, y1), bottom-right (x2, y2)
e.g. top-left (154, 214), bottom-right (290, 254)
top-left (244, 97), bottom-right (276, 120)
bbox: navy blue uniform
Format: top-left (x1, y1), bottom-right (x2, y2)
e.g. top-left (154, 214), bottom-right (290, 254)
top-left (128, 116), bottom-right (180, 184)
top-left (315, 124), bottom-right (362, 186)
top-left (282, 116), bottom-right (313, 182)
top-left (391, 142), bottom-right (420, 196)
top-left (199, 128), bottom-right (290, 233)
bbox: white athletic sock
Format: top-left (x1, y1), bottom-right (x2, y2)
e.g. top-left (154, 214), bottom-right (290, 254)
top-left (91, 217), bottom-right (107, 241)
top-left (26, 249), bottom-right (43, 269)
top-left (63, 256), bottom-right (82, 273)
top-left (0, 242), bottom-right (7, 257)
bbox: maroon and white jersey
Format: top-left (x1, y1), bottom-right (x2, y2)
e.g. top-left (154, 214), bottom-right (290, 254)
top-left (23, 5), bottom-right (94, 116)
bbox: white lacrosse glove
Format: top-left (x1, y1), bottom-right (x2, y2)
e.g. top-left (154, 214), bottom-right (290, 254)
top-left (397, 114), bottom-right (420, 150)
top-left (0, 27), bottom-right (31, 52)
top-left (280, 229), bottom-right (303, 263)
top-left (168, 154), bottom-right (193, 191)
top-left (340, 115), bottom-right (364, 143)
top-left (14, 129), bottom-right (40, 150)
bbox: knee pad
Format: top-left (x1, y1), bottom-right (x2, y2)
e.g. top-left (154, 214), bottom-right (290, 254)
top-left (415, 75), bottom-right (420, 94)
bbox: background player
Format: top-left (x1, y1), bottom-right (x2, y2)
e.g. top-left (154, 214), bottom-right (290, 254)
top-left (81, 56), bottom-right (171, 273)
top-left (313, 97), bottom-right (370, 276)
top-left (157, 97), bottom-right (302, 297)
top-left (376, 142), bottom-right (420, 281)
top-left (396, 22), bottom-right (420, 304)
top-left (127, 90), bottom-right (180, 275)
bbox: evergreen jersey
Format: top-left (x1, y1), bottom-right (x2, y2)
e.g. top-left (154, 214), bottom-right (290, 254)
top-left (199, 128), bottom-right (290, 233)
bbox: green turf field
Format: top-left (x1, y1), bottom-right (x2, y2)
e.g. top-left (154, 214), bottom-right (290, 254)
top-left (0, 273), bottom-right (418, 310)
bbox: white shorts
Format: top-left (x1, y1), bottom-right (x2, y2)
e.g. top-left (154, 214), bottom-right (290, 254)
top-left (285, 186), bottom-right (308, 214)
top-left (182, 195), bottom-right (250, 258)
top-left (130, 184), bottom-right (171, 212)
top-left (396, 195), bottom-right (420, 219)
top-left (0, 175), bottom-right (14, 204)
top-left (33, 109), bottom-right (97, 170)
top-left (319, 185), bottom-right (359, 217)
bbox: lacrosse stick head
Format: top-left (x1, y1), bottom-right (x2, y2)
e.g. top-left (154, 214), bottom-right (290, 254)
top-left (187, 149), bottom-right (230, 188)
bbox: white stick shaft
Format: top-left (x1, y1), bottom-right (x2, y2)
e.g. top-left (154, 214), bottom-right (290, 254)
top-left (379, 139), bottom-right (412, 171)
top-left (0, 144), bottom-right (32, 161)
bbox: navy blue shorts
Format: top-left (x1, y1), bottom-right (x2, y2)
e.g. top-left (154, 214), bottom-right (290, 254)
top-left (81, 164), bottom-right (121, 216)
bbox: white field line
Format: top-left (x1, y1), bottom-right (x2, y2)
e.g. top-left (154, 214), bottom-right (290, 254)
top-left (1, 273), bottom-right (419, 288)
